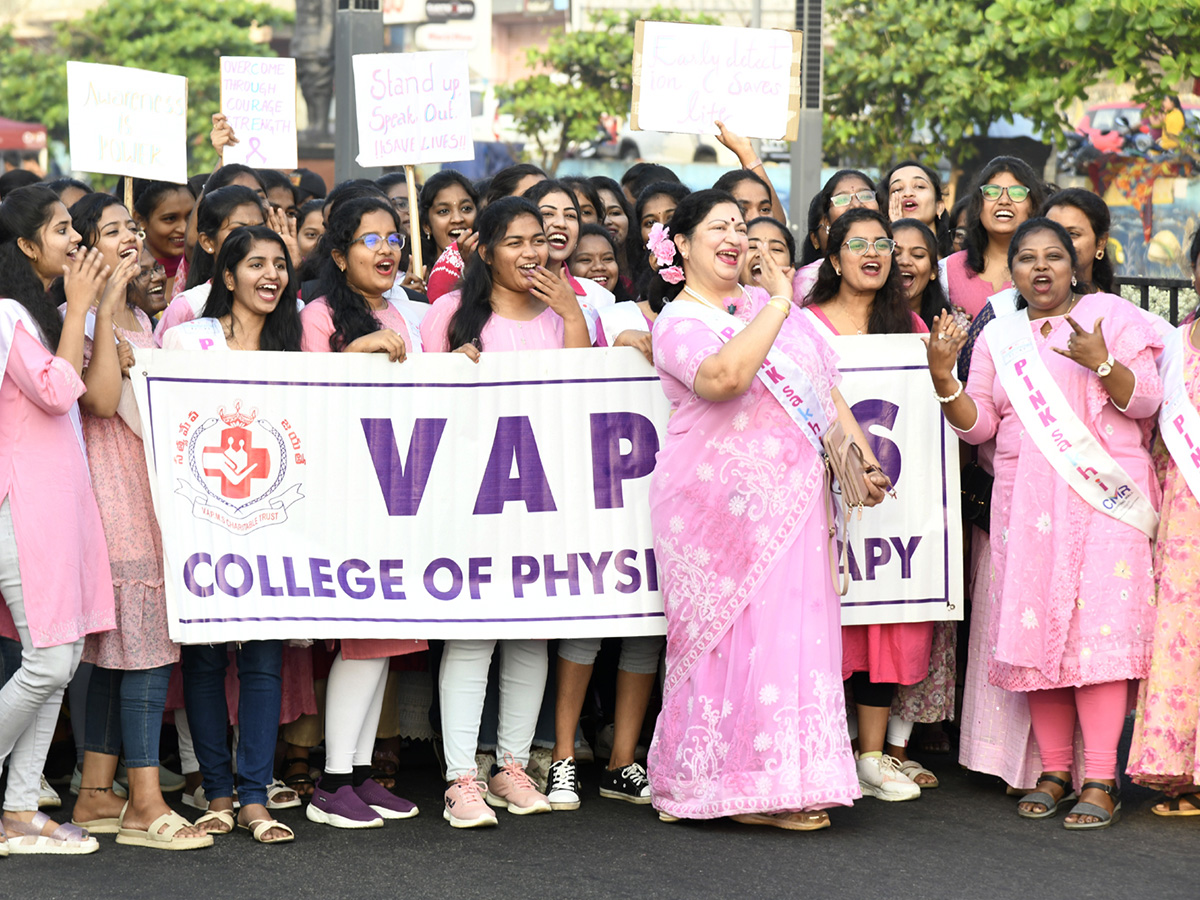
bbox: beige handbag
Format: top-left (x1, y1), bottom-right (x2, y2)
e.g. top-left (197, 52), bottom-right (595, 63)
top-left (821, 421), bottom-right (894, 596)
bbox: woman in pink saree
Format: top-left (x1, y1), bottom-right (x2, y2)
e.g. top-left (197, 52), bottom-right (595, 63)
top-left (929, 218), bottom-right (1161, 830)
top-left (645, 190), bottom-right (889, 831)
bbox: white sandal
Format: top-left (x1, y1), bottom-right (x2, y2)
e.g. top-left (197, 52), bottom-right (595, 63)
top-left (239, 817), bottom-right (295, 844)
top-left (265, 779), bottom-right (301, 810)
top-left (898, 759), bottom-right (939, 789)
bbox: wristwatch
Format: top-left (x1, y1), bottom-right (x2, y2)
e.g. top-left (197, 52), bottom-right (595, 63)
top-left (1095, 354), bottom-right (1115, 377)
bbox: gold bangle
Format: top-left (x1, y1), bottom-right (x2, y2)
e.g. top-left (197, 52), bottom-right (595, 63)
top-left (767, 298), bottom-right (791, 317)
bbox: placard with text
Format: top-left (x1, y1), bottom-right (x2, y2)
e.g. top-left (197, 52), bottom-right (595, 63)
top-left (220, 56), bottom-right (298, 169)
top-left (351, 51), bottom-right (474, 167)
top-left (67, 61), bottom-right (188, 184)
top-left (631, 21), bottom-right (802, 141)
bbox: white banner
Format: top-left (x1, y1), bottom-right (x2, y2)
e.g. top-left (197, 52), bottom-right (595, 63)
top-left (66, 61), bottom-right (188, 184)
top-left (829, 334), bottom-right (964, 625)
top-left (131, 348), bottom-right (668, 644)
top-left (351, 51), bottom-right (474, 167)
top-left (220, 57), bottom-right (298, 169)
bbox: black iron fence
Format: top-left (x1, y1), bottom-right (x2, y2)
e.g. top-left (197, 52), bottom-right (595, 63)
top-left (1114, 276), bottom-right (1195, 325)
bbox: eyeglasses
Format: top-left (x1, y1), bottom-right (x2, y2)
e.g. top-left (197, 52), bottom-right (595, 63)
top-left (390, 197), bottom-right (409, 212)
top-left (830, 190), bottom-right (877, 208)
top-left (350, 232), bottom-right (405, 251)
top-left (841, 237), bottom-right (896, 255)
top-left (979, 184), bottom-right (1030, 203)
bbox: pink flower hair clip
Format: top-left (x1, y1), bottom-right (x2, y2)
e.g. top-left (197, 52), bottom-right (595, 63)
top-left (646, 223), bottom-right (685, 284)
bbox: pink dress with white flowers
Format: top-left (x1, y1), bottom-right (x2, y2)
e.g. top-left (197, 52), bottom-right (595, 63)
top-left (956, 293), bottom-right (1161, 692)
top-left (646, 290), bottom-right (860, 819)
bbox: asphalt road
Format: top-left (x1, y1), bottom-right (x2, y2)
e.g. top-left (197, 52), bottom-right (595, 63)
top-left (14, 725), bottom-right (1200, 900)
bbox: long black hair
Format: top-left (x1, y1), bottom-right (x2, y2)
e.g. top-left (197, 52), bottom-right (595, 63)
top-left (0, 185), bottom-right (66, 350)
top-left (482, 164), bottom-right (546, 207)
top-left (799, 192), bottom-right (826, 266)
top-left (560, 176), bottom-right (603, 222)
top-left (185, 185), bottom-right (265, 290)
top-left (1007, 218), bottom-right (1079, 310)
top-left (806, 208), bottom-right (915, 335)
top-left (1042, 188), bottom-right (1114, 293)
top-left (418, 170), bottom-right (479, 261)
top-left (294, 198), bottom-right (327, 285)
top-left (890, 217), bottom-right (951, 328)
top-left (627, 181), bottom-right (691, 302)
top-left (317, 196), bottom-right (403, 352)
top-left (201, 163), bottom-right (266, 198)
top-left (571, 222), bottom-right (630, 302)
top-left (200, 225), bottom-right (301, 352)
top-left (963, 156), bottom-right (1047, 276)
top-left (523, 179), bottom-right (582, 259)
top-left (646, 189), bottom-right (739, 313)
top-left (879, 160), bottom-right (951, 257)
top-left (447, 196), bottom-right (544, 351)
top-left (67, 192), bottom-right (127, 249)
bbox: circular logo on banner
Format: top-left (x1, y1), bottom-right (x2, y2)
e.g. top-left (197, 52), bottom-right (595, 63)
top-left (174, 401), bottom-right (306, 535)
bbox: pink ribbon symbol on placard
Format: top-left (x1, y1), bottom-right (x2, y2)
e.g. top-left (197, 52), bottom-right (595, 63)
top-left (245, 137), bottom-right (267, 165)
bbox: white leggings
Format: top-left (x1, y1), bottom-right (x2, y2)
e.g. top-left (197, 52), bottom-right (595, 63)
top-left (439, 640), bottom-right (547, 781)
top-left (0, 499), bottom-right (84, 811)
top-left (324, 653), bottom-right (389, 775)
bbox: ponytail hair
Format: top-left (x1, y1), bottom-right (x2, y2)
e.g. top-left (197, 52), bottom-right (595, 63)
top-left (0, 185), bottom-right (67, 350)
top-left (316, 196), bottom-right (402, 351)
top-left (185, 185), bottom-right (264, 290)
top-left (646, 188), bottom-right (738, 313)
top-left (447, 197), bottom-right (543, 350)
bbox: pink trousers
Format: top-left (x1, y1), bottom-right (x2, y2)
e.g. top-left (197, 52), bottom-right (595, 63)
top-left (1026, 680), bottom-right (1131, 780)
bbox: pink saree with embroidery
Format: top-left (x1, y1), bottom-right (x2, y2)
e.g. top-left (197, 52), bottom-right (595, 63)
top-left (645, 290), bottom-right (860, 819)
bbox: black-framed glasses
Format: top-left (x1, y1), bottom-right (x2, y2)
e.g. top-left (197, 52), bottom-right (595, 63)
top-left (830, 190), bottom-right (877, 208)
top-left (350, 232), bottom-right (405, 251)
top-left (841, 237), bottom-right (896, 255)
top-left (980, 184), bottom-right (1030, 203)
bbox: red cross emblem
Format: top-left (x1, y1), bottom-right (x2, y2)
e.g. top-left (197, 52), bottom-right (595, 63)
top-left (202, 426), bottom-right (270, 500)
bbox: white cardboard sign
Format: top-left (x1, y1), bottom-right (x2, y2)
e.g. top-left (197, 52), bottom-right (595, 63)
top-left (67, 61), bottom-right (189, 184)
top-left (631, 21), bottom-right (802, 141)
top-left (219, 57), bottom-right (298, 169)
top-left (351, 51), bottom-right (474, 167)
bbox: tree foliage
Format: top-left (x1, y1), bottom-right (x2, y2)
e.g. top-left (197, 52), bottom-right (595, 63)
top-left (0, 0), bottom-right (292, 174)
top-left (823, 0), bottom-right (1200, 166)
top-left (495, 8), bottom-right (717, 174)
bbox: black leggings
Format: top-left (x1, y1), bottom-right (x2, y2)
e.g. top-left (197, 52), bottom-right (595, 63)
top-left (849, 671), bottom-right (896, 709)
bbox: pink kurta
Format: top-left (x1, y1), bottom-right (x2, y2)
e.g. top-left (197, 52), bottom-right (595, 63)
top-left (0, 306), bottom-right (114, 647)
top-left (646, 290), bottom-right (859, 818)
top-left (1128, 329), bottom-right (1200, 793)
top-left (956, 292), bottom-right (1161, 691)
top-left (153, 282), bottom-right (212, 346)
top-left (803, 305), bottom-right (937, 686)
top-left (421, 291), bottom-right (573, 352)
top-left (300, 295), bottom-right (427, 662)
top-left (78, 308), bottom-right (178, 669)
top-left (945, 251), bottom-right (1011, 320)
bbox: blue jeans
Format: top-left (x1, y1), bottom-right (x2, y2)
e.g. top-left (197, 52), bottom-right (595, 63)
top-left (83, 665), bottom-right (172, 769)
top-left (181, 641), bottom-right (282, 808)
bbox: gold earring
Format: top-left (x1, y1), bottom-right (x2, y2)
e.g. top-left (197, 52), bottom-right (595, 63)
top-left (833, 266), bottom-right (841, 276)
top-left (1096, 249), bottom-right (1105, 260)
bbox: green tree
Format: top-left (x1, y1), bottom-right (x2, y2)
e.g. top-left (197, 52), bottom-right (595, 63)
top-left (0, 0), bottom-right (292, 175)
top-left (823, 0), bottom-right (1200, 166)
top-left (495, 8), bottom-right (717, 174)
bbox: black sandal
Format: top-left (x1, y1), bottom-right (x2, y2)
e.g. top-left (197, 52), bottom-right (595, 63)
top-left (1017, 773), bottom-right (1075, 819)
top-left (1063, 781), bottom-right (1120, 830)
top-left (279, 758), bottom-right (316, 795)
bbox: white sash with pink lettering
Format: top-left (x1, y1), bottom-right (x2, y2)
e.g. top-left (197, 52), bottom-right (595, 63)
top-left (656, 298), bottom-right (830, 453)
top-left (1158, 323), bottom-right (1200, 504)
top-left (986, 309), bottom-right (1158, 538)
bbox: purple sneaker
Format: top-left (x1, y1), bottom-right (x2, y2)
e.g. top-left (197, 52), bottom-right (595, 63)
top-left (354, 778), bottom-right (419, 820)
top-left (305, 780), bottom-right (385, 829)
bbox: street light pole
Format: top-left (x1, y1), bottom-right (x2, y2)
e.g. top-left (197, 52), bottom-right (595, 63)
top-left (789, 0), bottom-right (823, 236)
top-left (334, 0), bottom-right (385, 183)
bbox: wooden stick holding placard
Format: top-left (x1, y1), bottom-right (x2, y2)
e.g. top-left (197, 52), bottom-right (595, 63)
top-left (124, 177), bottom-right (134, 217)
top-left (405, 165), bottom-right (422, 280)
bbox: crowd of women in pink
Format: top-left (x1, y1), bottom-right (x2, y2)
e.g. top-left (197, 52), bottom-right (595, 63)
top-left (2, 112), bottom-right (1200, 856)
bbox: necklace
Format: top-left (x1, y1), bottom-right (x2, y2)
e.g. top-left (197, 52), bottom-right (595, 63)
top-left (834, 299), bottom-right (870, 335)
top-left (682, 284), bottom-right (743, 316)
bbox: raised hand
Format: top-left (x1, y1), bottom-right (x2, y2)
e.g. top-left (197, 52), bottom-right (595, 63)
top-left (924, 311), bottom-right (968, 380)
top-left (63, 247), bottom-right (111, 314)
top-left (754, 246), bottom-right (793, 303)
top-left (529, 266), bottom-right (578, 317)
top-left (1052, 315), bottom-right (1109, 371)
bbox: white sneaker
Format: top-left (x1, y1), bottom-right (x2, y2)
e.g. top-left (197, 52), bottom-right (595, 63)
top-left (857, 754), bottom-right (921, 802)
top-left (38, 774), bottom-right (62, 809)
